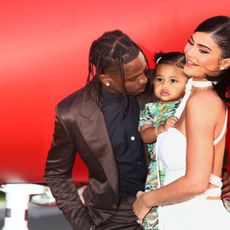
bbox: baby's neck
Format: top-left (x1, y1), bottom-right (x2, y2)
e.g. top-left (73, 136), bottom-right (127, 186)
top-left (156, 99), bottom-right (182, 104)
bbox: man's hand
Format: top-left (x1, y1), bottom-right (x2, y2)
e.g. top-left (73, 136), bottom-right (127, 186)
top-left (222, 171), bottom-right (230, 200)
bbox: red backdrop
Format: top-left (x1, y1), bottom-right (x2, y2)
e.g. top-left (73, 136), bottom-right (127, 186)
top-left (0, 0), bottom-right (229, 183)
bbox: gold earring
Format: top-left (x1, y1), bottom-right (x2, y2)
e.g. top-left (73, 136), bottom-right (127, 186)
top-left (105, 82), bottom-right (110, 86)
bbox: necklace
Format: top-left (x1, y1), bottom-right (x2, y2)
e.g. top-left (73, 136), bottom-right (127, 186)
top-left (192, 80), bottom-right (213, 88)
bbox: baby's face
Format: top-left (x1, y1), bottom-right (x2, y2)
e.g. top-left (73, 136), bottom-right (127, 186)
top-left (153, 64), bottom-right (188, 103)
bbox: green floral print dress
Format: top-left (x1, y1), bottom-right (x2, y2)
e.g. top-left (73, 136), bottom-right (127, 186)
top-left (139, 100), bottom-right (180, 230)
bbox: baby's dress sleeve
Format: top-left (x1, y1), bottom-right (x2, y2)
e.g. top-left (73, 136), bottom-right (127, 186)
top-left (138, 102), bottom-right (158, 131)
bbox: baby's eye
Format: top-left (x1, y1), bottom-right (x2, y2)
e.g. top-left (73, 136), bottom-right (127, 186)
top-left (170, 79), bottom-right (178, 83)
top-left (155, 77), bottom-right (163, 82)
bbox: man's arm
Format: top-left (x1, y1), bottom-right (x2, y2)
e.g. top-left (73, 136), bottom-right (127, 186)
top-left (222, 148), bottom-right (230, 200)
top-left (44, 109), bottom-right (94, 230)
top-left (222, 171), bottom-right (230, 199)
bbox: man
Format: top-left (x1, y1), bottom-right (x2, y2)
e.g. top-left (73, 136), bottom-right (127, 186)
top-left (45, 30), bottom-right (230, 230)
top-left (45, 30), bottom-right (152, 230)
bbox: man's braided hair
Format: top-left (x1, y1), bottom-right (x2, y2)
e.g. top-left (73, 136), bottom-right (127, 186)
top-left (86, 30), bottom-right (149, 105)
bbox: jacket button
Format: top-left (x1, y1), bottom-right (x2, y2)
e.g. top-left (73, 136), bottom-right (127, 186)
top-left (112, 204), bottom-right (117, 209)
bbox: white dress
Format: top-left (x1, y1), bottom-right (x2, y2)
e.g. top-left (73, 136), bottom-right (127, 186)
top-left (155, 114), bottom-right (230, 230)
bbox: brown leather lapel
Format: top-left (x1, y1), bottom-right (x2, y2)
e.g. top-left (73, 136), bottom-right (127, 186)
top-left (77, 93), bottom-right (119, 194)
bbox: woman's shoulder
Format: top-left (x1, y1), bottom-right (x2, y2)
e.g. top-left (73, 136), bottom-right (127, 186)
top-left (188, 89), bottom-right (223, 107)
top-left (186, 89), bottom-right (225, 121)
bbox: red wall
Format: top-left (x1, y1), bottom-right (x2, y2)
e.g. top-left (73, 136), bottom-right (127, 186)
top-left (0, 0), bottom-right (229, 183)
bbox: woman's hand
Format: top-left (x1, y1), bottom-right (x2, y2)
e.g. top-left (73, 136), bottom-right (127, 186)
top-left (222, 171), bottom-right (230, 200)
top-left (133, 191), bottom-right (151, 221)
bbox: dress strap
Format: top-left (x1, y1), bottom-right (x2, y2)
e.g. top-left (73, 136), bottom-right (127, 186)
top-left (213, 109), bottom-right (228, 145)
top-left (204, 174), bottom-right (222, 198)
top-left (204, 187), bottom-right (222, 197)
top-left (209, 173), bottom-right (223, 187)
top-left (174, 78), bottom-right (193, 119)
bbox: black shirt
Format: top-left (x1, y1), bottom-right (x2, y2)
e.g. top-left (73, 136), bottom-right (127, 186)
top-left (100, 88), bottom-right (147, 197)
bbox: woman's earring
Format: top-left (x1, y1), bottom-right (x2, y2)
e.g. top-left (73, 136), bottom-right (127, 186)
top-left (105, 82), bottom-right (110, 86)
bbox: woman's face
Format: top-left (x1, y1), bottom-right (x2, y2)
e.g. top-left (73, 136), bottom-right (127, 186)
top-left (184, 32), bottom-right (223, 79)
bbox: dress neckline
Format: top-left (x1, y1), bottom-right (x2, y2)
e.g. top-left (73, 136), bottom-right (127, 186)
top-left (192, 80), bottom-right (213, 88)
top-left (174, 78), bottom-right (215, 119)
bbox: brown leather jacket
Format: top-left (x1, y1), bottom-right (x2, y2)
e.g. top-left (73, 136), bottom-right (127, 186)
top-left (45, 80), bottom-right (152, 229)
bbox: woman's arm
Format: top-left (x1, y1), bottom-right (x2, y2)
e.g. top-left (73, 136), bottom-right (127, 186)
top-left (134, 92), bottom-right (219, 220)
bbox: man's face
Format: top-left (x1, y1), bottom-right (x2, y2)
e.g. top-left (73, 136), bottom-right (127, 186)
top-left (105, 52), bottom-right (148, 96)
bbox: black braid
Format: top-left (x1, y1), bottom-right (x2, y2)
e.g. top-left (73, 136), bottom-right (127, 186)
top-left (117, 56), bottom-right (129, 116)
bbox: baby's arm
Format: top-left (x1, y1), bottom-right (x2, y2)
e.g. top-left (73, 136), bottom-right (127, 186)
top-left (140, 116), bottom-right (178, 144)
top-left (140, 124), bottom-right (158, 144)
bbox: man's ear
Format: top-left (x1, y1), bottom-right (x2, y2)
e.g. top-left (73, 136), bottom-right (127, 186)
top-left (99, 74), bottom-right (111, 87)
top-left (219, 58), bottom-right (230, 70)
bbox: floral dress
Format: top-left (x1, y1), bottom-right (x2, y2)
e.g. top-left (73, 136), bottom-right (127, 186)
top-left (139, 100), bottom-right (180, 230)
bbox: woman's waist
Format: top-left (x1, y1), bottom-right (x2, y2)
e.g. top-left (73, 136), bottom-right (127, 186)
top-left (161, 191), bottom-right (223, 212)
top-left (164, 172), bottom-right (222, 199)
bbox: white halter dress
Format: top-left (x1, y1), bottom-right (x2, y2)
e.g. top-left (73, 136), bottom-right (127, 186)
top-left (155, 79), bottom-right (230, 230)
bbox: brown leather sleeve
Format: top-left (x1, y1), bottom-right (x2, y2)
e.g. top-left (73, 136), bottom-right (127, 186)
top-left (44, 109), bottom-right (94, 229)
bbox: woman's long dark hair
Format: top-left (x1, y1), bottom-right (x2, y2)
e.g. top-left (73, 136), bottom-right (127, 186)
top-left (195, 16), bottom-right (230, 102)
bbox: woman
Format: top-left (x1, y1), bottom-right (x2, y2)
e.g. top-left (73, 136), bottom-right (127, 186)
top-left (133, 15), bottom-right (230, 230)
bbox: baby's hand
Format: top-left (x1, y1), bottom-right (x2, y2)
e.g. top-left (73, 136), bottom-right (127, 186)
top-left (164, 116), bottom-right (178, 130)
